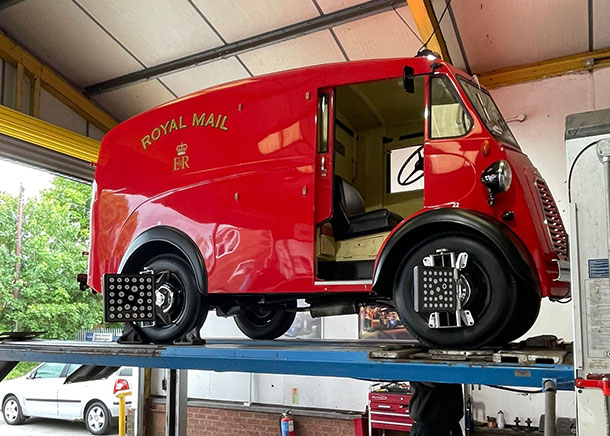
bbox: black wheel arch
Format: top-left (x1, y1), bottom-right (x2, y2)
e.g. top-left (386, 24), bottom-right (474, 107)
top-left (373, 208), bottom-right (539, 296)
top-left (118, 226), bottom-right (207, 295)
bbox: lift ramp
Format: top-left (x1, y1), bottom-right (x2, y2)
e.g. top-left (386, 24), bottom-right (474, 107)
top-left (0, 339), bottom-right (574, 390)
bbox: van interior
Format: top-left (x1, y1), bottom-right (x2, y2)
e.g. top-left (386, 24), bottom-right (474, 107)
top-left (316, 76), bottom-right (426, 281)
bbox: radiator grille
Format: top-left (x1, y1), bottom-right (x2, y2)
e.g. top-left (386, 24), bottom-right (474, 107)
top-left (535, 179), bottom-right (568, 261)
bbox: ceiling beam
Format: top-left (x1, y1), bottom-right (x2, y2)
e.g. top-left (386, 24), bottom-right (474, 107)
top-left (406, 0), bottom-right (450, 61)
top-left (0, 0), bottom-right (26, 12)
top-left (478, 47), bottom-right (610, 89)
top-left (0, 31), bottom-right (117, 132)
top-left (84, 0), bottom-right (407, 97)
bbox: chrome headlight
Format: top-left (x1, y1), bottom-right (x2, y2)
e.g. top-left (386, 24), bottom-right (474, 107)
top-left (481, 160), bottom-right (512, 205)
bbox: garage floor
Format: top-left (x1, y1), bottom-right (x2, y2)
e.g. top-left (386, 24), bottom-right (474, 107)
top-left (0, 418), bottom-right (118, 435)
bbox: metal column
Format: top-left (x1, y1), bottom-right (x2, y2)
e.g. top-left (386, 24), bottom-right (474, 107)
top-left (165, 369), bottom-right (188, 436)
top-left (135, 368), bottom-right (151, 436)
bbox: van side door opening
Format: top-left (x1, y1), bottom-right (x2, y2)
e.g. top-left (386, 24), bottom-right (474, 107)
top-left (315, 75), bottom-right (426, 282)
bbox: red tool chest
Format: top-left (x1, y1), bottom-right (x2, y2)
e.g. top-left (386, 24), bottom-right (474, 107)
top-left (368, 384), bottom-right (413, 434)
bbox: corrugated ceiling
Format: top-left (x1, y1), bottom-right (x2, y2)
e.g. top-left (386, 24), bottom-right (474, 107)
top-left (0, 0), bottom-right (606, 122)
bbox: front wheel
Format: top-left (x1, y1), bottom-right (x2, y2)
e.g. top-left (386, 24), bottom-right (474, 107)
top-left (135, 255), bottom-right (206, 344)
top-left (394, 233), bottom-right (520, 349)
top-left (3, 395), bottom-right (26, 425)
top-left (235, 302), bottom-right (297, 339)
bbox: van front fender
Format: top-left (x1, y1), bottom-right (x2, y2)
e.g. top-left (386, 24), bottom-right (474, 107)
top-left (372, 208), bottom-right (538, 295)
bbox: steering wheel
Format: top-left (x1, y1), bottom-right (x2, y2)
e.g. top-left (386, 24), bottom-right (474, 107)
top-left (397, 145), bottom-right (424, 186)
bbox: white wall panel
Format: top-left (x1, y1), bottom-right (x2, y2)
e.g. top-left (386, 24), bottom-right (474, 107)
top-left (93, 80), bottom-right (174, 121)
top-left (162, 58), bottom-right (249, 97)
top-left (0, 0), bottom-right (141, 87)
top-left (39, 89), bottom-right (87, 136)
top-left (593, 67), bottom-right (610, 110)
top-left (76, 0), bottom-right (222, 67)
top-left (87, 124), bottom-right (105, 141)
top-left (192, 0), bottom-right (319, 43)
top-left (452, 0), bottom-right (588, 73)
top-left (240, 30), bottom-right (345, 76)
top-left (333, 10), bottom-right (422, 60)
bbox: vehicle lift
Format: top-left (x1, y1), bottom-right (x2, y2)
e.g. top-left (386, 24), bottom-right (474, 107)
top-left (0, 336), bottom-right (573, 436)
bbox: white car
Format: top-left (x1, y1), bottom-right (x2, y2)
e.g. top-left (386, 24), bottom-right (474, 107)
top-left (0, 363), bottom-right (135, 435)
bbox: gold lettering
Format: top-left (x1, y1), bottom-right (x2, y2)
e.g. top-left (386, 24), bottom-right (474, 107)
top-left (169, 119), bottom-right (178, 133)
top-left (141, 135), bottom-right (152, 149)
top-left (205, 113), bottom-right (215, 127)
top-left (159, 120), bottom-right (170, 135)
top-left (219, 115), bottom-right (228, 131)
top-left (179, 116), bottom-right (187, 129)
top-left (151, 127), bottom-right (161, 141)
top-left (193, 112), bottom-right (206, 127)
top-left (215, 114), bottom-right (223, 128)
top-left (173, 156), bottom-right (190, 171)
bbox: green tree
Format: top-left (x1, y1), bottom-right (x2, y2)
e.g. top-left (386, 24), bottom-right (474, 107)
top-left (1, 177), bottom-right (103, 339)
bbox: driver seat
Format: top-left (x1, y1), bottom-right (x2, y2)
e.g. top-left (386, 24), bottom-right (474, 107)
top-left (331, 176), bottom-right (402, 241)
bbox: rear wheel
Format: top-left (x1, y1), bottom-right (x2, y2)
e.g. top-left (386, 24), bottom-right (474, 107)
top-left (2, 395), bottom-right (25, 425)
top-left (85, 401), bottom-right (111, 435)
top-left (235, 302), bottom-right (297, 339)
top-left (135, 255), bottom-right (206, 344)
top-left (394, 233), bottom-right (521, 349)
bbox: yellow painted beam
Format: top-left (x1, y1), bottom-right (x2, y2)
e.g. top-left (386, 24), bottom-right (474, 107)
top-left (478, 48), bottom-right (610, 89)
top-left (0, 104), bottom-right (100, 163)
top-left (30, 76), bottom-right (41, 118)
top-left (406, 0), bottom-right (451, 61)
top-left (15, 62), bottom-right (23, 112)
top-left (0, 31), bottom-right (117, 132)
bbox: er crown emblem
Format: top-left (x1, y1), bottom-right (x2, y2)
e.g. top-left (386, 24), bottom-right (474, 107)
top-left (173, 142), bottom-right (190, 171)
top-left (176, 142), bottom-right (188, 156)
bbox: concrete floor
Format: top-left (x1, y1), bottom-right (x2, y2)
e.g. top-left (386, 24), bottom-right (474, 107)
top-left (0, 417), bottom-right (118, 435)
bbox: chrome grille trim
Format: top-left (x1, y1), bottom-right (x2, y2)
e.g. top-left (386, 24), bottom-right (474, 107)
top-left (535, 179), bottom-right (569, 261)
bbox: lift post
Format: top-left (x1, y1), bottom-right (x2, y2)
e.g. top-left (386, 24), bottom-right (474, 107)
top-left (165, 369), bottom-right (187, 436)
top-left (566, 108), bottom-right (610, 434)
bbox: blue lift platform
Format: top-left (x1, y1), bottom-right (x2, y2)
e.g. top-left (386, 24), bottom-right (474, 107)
top-left (0, 339), bottom-right (574, 390)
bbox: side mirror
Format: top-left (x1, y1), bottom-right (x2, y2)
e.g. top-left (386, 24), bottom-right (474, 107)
top-left (403, 66), bottom-right (415, 94)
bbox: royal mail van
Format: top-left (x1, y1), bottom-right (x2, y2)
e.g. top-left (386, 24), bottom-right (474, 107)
top-left (84, 53), bottom-right (569, 348)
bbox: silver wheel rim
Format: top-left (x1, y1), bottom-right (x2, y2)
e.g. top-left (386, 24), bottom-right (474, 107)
top-left (4, 399), bottom-right (18, 423)
top-left (88, 406), bottom-right (105, 432)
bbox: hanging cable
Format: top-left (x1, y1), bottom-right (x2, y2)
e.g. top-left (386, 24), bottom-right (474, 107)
top-left (417, 0), bottom-right (452, 53)
top-left (392, 6), bottom-right (424, 43)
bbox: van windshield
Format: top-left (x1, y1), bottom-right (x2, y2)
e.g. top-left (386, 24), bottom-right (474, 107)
top-left (458, 76), bottom-right (520, 150)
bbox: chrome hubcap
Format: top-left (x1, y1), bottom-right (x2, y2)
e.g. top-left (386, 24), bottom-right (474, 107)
top-left (155, 283), bottom-right (175, 313)
top-left (88, 406), bottom-right (105, 431)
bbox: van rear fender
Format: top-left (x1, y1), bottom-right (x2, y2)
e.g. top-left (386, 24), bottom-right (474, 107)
top-left (119, 226), bottom-right (207, 295)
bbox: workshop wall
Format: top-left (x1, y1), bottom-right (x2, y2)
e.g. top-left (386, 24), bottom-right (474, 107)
top-left (145, 401), bottom-right (359, 436)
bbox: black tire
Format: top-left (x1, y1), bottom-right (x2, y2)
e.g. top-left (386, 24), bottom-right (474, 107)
top-left (2, 395), bottom-right (25, 425)
top-left (394, 233), bottom-right (520, 349)
top-left (235, 302), bottom-right (297, 339)
top-left (85, 401), bottom-right (111, 435)
top-left (137, 255), bottom-right (206, 344)
top-left (494, 284), bottom-right (541, 344)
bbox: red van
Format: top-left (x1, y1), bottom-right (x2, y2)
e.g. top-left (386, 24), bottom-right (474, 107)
top-left (85, 54), bottom-right (569, 348)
